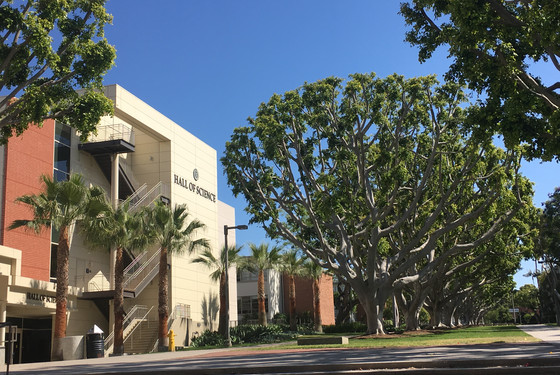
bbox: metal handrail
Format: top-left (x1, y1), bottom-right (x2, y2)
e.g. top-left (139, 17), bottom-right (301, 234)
top-left (86, 123), bottom-right (135, 145)
top-left (122, 183), bottom-right (148, 207)
top-left (104, 305), bottom-right (152, 351)
top-left (123, 248), bottom-right (161, 290)
top-left (130, 182), bottom-right (170, 212)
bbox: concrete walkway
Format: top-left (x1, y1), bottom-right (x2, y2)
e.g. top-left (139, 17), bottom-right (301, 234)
top-left (7, 326), bottom-right (560, 374)
top-left (518, 324), bottom-right (560, 344)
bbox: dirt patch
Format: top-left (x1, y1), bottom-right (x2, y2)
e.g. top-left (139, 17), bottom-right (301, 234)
top-left (354, 329), bottom-right (442, 339)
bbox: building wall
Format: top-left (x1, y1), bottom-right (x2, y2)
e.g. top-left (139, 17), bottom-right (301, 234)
top-left (282, 273), bottom-right (335, 326)
top-left (0, 84), bottom-right (238, 358)
top-left (1, 120), bottom-right (54, 281)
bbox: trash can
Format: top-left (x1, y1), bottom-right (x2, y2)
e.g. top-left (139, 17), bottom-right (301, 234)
top-left (86, 325), bottom-right (104, 358)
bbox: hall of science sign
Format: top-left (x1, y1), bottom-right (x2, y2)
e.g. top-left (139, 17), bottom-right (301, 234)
top-left (174, 173), bottom-right (216, 203)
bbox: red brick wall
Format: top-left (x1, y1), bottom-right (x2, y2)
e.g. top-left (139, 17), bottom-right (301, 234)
top-left (2, 120), bottom-right (54, 280)
top-left (282, 273), bottom-right (335, 325)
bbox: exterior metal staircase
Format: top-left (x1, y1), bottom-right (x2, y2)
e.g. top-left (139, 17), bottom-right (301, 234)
top-left (122, 248), bottom-right (161, 297)
top-left (104, 305), bottom-right (153, 355)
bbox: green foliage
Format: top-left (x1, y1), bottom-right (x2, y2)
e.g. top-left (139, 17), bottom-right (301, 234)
top-left (191, 325), bottom-right (298, 347)
top-left (540, 187), bottom-right (560, 262)
top-left (223, 72), bottom-right (533, 334)
top-left (401, 0), bottom-right (560, 160)
top-left (0, 0), bottom-right (116, 142)
top-left (10, 173), bottom-right (104, 234)
top-left (191, 330), bottom-right (226, 347)
top-left (145, 201), bottom-right (209, 255)
top-left (192, 245), bottom-right (243, 281)
top-left (485, 305), bottom-right (514, 324)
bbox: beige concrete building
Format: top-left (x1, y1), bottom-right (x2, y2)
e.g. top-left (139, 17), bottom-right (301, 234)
top-left (0, 85), bottom-right (238, 363)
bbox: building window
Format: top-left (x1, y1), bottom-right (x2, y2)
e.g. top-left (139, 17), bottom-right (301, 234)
top-left (54, 122), bottom-right (71, 181)
top-left (237, 269), bottom-right (258, 282)
top-left (50, 227), bottom-right (59, 281)
top-left (237, 295), bottom-right (268, 317)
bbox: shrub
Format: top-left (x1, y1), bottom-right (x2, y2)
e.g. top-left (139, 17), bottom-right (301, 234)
top-left (191, 330), bottom-right (225, 347)
top-left (323, 322), bottom-right (366, 334)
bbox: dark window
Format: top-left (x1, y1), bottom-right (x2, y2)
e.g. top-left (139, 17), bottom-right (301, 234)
top-left (237, 295), bottom-right (268, 315)
top-left (237, 269), bottom-right (258, 282)
top-left (50, 244), bottom-right (57, 280)
top-left (55, 122), bottom-right (71, 146)
top-left (53, 122), bottom-right (71, 181)
top-left (54, 143), bottom-right (70, 173)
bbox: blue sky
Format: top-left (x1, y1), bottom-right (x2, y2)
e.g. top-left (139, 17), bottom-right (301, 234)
top-left (102, 1), bottom-right (558, 288)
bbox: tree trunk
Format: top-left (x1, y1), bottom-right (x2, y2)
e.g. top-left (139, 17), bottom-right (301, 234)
top-left (113, 246), bottom-right (125, 355)
top-left (354, 284), bottom-right (388, 334)
top-left (392, 294), bottom-right (400, 328)
top-left (289, 275), bottom-right (297, 331)
top-left (158, 246), bottom-right (169, 351)
top-left (335, 280), bottom-right (357, 325)
top-left (257, 269), bottom-right (267, 326)
top-left (313, 277), bottom-right (322, 332)
top-left (397, 285), bottom-right (427, 331)
top-left (52, 225), bottom-right (70, 361)
top-left (550, 267), bottom-right (560, 326)
top-left (218, 271), bottom-right (227, 336)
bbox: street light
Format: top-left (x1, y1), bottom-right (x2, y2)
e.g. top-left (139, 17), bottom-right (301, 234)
top-left (224, 224), bottom-right (248, 347)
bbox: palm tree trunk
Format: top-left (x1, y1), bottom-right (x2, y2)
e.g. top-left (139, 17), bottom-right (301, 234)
top-left (158, 246), bottom-right (169, 351)
top-left (218, 271), bottom-right (227, 336)
top-left (257, 269), bottom-right (267, 326)
top-left (289, 275), bottom-right (297, 331)
top-left (52, 225), bottom-right (70, 361)
top-left (313, 277), bottom-right (322, 333)
top-left (113, 246), bottom-right (125, 355)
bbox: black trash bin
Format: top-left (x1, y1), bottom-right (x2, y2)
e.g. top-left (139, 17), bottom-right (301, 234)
top-left (86, 325), bottom-right (104, 358)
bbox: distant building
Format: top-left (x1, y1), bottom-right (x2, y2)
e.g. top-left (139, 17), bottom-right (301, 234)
top-left (236, 262), bottom-right (334, 325)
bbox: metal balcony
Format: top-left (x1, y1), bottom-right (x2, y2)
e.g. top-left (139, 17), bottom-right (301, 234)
top-left (78, 123), bottom-right (135, 155)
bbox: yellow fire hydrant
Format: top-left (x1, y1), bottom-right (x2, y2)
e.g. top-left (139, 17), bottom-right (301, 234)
top-left (167, 329), bottom-right (176, 352)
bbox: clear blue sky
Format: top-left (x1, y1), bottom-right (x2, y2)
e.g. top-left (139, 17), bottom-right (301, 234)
top-left (103, 1), bottom-right (558, 288)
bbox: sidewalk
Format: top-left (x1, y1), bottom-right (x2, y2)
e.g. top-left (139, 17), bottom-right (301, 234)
top-left (8, 326), bottom-right (560, 374)
top-left (518, 324), bottom-right (560, 344)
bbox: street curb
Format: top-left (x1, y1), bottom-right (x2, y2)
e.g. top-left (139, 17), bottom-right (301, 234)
top-left (99, 357), bottom-right (560, 375)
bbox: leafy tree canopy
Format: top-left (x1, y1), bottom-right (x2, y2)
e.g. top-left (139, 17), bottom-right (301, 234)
top-left (540, 187), bottom-right (560, 262)
top-left (0, 0), bottom-right (116, 143)
top-left (223, 72), bottom-right (533, 333)
top-left (401, 0), bottom-right (560, 160)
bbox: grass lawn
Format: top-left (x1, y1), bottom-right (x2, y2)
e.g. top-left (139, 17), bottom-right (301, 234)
top-left (263, 325), bottom-right (539, 350)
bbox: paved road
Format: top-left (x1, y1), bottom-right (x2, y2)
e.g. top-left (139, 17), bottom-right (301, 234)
top-left (7, 325), bottom-right (560, 374)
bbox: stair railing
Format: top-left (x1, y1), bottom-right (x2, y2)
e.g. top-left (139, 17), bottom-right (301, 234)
top-left (130, 181), bottom-right (170, 212)
top-left (123, 248), bottom-right (161, 293)
top-left (104, 305), bottom-right (152, 351)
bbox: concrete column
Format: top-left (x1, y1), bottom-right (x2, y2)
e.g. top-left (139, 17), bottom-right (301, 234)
top-left (109, 154), bottom-right (119, 289)
top-left (0, 301), bottom-right (6, 370)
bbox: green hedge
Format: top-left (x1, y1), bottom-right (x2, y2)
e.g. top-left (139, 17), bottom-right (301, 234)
top-left (323, 322), bottom-right (367, 334)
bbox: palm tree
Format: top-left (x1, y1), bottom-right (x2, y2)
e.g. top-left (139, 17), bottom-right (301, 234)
top-left (281, 250), bottom-right (305, 331)
top-left (192, 245), bottom-right (243, 336)
top-left (9, 174), bottom-right (104, 360)
top-left (304, 260), bottom-right (324, 333)
top-left (246, 243), bottom-right (282, 326)
top-left (81, 198), bottom-right (152, 355)
top-left (146, 201), bottom-right (209, 351)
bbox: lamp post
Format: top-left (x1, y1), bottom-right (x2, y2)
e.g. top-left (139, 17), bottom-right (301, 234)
top-left (224, 224), bottom-right (248, 347)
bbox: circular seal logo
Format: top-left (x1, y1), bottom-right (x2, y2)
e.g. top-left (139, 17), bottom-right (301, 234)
top-left (193, 168), bottom-right (199, 181)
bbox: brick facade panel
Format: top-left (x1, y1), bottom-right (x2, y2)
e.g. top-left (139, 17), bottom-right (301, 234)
top-left (282, 273), bottom-right (335, 326)
top-left (2, 121), bottom-right (54, 281)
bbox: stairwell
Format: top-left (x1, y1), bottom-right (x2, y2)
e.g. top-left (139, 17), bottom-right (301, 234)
top-left (123, 319), bottom-right (158, 354)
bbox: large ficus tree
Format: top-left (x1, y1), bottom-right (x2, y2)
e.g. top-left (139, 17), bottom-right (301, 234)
top-left (0, 0), bottom-right (115, 142)
top-left (400, 0), bottom-right (560, 160)
top-left (222, 73), bottom-right (533, 334)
